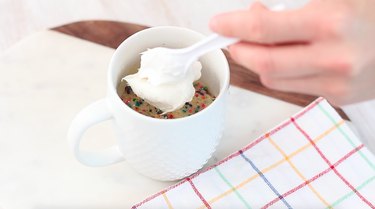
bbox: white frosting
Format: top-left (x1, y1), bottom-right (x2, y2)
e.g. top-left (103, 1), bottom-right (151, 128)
top-left (122, 47), bottom-right (202, 113)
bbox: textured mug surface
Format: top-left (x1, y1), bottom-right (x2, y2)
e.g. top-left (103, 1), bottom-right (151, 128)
top-left (68, 26), bottom-right (230, 181)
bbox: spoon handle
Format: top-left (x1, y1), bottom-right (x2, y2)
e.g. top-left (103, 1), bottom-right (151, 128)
top-left (183, 34), bottom-right (239, 59)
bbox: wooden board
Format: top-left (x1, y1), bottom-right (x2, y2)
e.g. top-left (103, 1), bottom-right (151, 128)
top-left (53, 20), bottom-right (348, 120)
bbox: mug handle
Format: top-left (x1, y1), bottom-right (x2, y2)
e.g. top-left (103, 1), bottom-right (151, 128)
top-left (67, 99), bottom-right (125, 166)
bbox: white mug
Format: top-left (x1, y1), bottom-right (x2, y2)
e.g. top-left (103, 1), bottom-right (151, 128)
top-left (68, 26), bottom-right (230, 181)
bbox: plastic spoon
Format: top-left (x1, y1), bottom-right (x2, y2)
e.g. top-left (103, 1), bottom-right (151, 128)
top-left (156, 3), bottom-right (286, 76)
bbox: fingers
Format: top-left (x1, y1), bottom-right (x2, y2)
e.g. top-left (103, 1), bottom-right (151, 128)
top-left (210, 2), bottom-right (317, 44)
top-left (228, 42), bottom-right (319, 78)
top-left (259, 74), bottom-right (351, 105)
top-left (228, 42), bottom-right (355, 79)
top-left (228, 41), bottom-right (356, 105)
top-left (232, 41), bottom-right (356, 105)
top-left (229, 42), bottom-right (314, 78)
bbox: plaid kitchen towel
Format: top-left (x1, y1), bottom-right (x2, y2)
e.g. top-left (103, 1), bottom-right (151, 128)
top-left (132, 98), bottom-right (375, 209)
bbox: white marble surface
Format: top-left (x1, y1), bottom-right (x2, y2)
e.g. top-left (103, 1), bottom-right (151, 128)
top-left (343, 101), bottom-right (375, 153)
top-left (0, 30), bottom-right (304, 208)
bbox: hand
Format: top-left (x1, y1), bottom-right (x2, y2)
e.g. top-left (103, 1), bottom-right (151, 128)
top-left (210, 0), bottom-right (375, 105)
